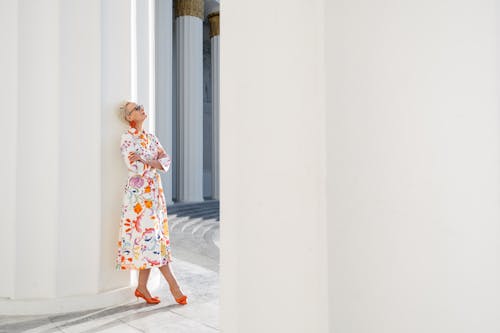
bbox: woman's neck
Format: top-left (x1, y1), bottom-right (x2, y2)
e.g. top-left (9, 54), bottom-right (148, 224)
top-left (131, 121), bottom-right (144, 133)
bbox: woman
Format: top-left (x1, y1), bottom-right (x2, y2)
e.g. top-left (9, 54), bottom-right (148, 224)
top-left (115, 101), bottom-right (188, 305)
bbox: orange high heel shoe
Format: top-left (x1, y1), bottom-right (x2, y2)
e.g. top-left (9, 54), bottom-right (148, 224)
top-left (135, 288), bottom-right (161, 304)
top-left (170, 287), bottom-right (188, 305)
top-left (175, 295), bottom-right (188, 305)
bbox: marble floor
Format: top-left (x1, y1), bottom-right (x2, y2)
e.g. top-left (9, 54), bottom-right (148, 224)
top-left (0, 201), bottom-right (220, 333)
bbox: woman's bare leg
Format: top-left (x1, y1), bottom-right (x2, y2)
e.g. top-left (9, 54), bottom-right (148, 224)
top-left (158, 262), bottom-right (185, 298)
top-left (137, 268), bottom-right (154, 298)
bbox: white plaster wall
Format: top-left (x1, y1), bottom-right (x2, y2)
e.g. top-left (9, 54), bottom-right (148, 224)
top-left (100, 0), bottom-right (134, 292)
top-left (16, 0), bottom-right (60, 299)
top-left (0, 0), bottom-right (150, 313)
top-left (0, 0), bottom-right (18, 299)
top-left (220, 0), bottom-right (329, 331)
top-left (136, 0), bottom-right (156, 133)
top-left (325, 1), bottom-right (500, 332)
top-left (155, 0), bottom-right (174, 205)
top-left (57, 0), bottom-right (101, 297)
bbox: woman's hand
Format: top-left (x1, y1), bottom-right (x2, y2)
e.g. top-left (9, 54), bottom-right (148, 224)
top-left (156, 148), bottom-right (167, 160)
top-left (128, 152), bottom-right (146, 164)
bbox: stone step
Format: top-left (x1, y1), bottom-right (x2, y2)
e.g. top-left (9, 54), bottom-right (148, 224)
top-left (191, 218), bottom-right (219, 236)
top-left (168, 209), bottom-right (220, 224)
top-left (181, 217), bottom-right (219, 235)
top-left (169, 211), bottom-right (219, 222)
top-left (203, 227), bottom-right (220, 249)
top-left (167, 200), bottom-right (219, 214)
top-left (168, 206), bottom-right (219, 219)
top-left (170, 213), bottom-right (219, 232)
top-left (166, 200), bottom-right (220, 269)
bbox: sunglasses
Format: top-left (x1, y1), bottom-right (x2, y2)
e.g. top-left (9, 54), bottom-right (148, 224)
top-left (127, 104), bottom-right (144, 115)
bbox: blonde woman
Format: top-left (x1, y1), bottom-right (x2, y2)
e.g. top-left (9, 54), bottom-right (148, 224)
top-left (115, 101), bottom-right (187, 305)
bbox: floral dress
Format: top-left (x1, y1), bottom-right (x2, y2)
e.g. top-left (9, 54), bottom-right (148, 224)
top-left (115, 126), bottom-right (173, 270)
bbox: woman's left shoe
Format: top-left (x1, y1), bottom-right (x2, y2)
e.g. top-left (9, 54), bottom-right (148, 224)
top-left (175, 295), bottom-right (188, 305)
top-left (170, 286), bottom-right (188, 305)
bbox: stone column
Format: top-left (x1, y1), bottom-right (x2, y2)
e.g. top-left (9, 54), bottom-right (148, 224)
top-left (0, 0), bottom-right (18, 301)
top-left (208, 11), bottom-right (220, 200)
top-left (174, 0), bottom-right (204, 202)
top-left (325, 1), bottom-right (500, 332)
top-left (155, 0), bottom-right (174, 205)
top-left (0, 0), bottom-right (136, 314)
top-left (136, 0), bottom-right (156, 133)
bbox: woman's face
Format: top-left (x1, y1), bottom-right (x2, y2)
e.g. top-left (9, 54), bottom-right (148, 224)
top-left (125, 102), bottom-right (147, 123)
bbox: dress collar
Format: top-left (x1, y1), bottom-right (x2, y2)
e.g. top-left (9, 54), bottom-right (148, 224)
top-left (127, 126), bottom-right (146, 136)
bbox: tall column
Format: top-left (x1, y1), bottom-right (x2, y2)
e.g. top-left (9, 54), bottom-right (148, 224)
top-left (136, 0), bottom-right (156, 133)
top-left (0, 0), bottom-right (136, 315)
top-left (155, 0), bottom-right (174, 205)
top-left (175, 0), bottom-right (204, 202)
top-left (220, 0), bottom-right (329, 331)
top-left (208, 11), bottom-right (219, 200)
top-left (100, 0), bottom-right (136, 298)
top-left (0, 0), bottom-right (18, 300)
top-left (325, 1), bottom-right (500, 332)
top-left (12, 0), bottom-right (61, 302)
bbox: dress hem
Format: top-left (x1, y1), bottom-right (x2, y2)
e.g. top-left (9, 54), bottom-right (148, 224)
top-left (115, 258), bottom-right (173, 271)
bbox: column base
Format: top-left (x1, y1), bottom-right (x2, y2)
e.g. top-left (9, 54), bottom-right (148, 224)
top-left (0, 286), bottom-right (135, 316)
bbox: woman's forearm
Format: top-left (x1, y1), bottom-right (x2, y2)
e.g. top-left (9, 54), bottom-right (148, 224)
top-left (145, 159), bottom-right (164, 171)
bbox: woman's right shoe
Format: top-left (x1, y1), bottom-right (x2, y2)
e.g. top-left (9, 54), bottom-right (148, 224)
top-left (135, 288), bottom-right (161, 304)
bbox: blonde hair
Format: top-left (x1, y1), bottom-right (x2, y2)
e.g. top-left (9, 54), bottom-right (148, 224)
top-left (119, 100), bottom-right (134, 123)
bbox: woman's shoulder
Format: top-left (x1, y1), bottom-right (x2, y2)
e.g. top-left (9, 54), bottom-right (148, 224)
top-left (120, 130), bottom-right (135, 144)
top-left (122, 126), bottom-right (140, 137)
top-left (147, 131), bottom-right (160, 142)
top-left (121, 130), bottom-right (133, 138)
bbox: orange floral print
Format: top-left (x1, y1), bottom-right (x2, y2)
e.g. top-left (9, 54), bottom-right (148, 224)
top-left (134, 203), bottom-right (142, 214)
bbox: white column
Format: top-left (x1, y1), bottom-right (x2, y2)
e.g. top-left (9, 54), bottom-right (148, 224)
top-left (100, 0), bottom-right (136, 297)
top-left (155, 0), bottom-right (174, 205)
top-left (220, 0), bottom-right (329, 331)
top-left (136, 0), bottom-right (156, 133)
top-left (175, 0), bottom-right (204, 202)
top-left (0, 0), bottom-right (18, 300)
top-left (208, 11), bottom-right (220, 200)
top-left (0, 0), bottom-right (136, 315)
top-left (14, 0), bottom-right (61, 301)
top-left (325, 1), bottom-right (500, 332)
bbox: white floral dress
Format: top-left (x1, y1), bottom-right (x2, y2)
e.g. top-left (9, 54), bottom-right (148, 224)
top-left (115, 126), bottom-right (173, 270)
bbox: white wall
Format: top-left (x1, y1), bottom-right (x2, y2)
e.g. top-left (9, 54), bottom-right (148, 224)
top-left (57, 0), bottom-right (102, 297)
top-left (222, 0), bottom-right (500, 331)
top-left (0, 0), bottom-right (134, 311)
top-left (136, 0), bottom-right (156, 133)
top-left (16, 0), bottom-right (60, 298)
top-left (0, 0), bottom-right (18, 300)
top-left (325, 1), bottom-right (500, 332)
top-left (220, 0), bottom-right (329, 331)
top-left (155, 0), bottom-right (174, 205)
top-left (100, 0), bottom-right (134, 292)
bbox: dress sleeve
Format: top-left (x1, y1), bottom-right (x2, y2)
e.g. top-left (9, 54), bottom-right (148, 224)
top-left (152, 134), bottom-right (171, 173)
top-left (120, 133), bottom-right (145, 174)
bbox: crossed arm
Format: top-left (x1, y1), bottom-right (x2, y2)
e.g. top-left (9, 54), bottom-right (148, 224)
top-left (123, 133), bottom-right (170, 173)
top-left (128, 150), bottom-right (168, 171)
